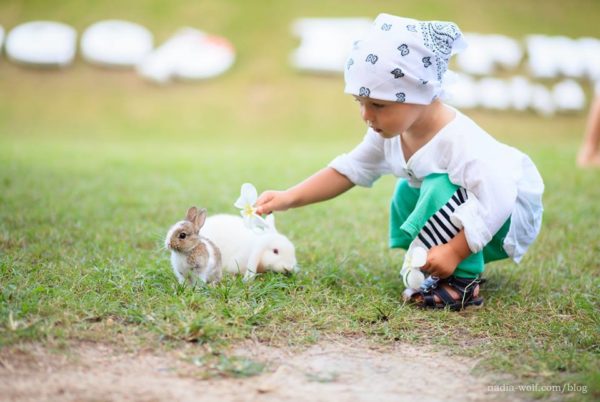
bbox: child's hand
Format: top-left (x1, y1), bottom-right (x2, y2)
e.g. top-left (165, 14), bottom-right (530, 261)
top-left (421, 230), bottom-right (471, 279)
top-left (421, 243), bottom-right (461, 278)
top-left (255, 190), bottom-right (294, 215)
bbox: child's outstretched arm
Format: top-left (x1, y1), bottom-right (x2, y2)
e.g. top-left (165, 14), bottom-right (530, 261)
top-left (255, 167), bottom-right (354, 214)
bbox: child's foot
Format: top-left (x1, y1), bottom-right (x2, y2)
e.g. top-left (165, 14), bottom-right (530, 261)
top-left (402, 275), bottom-right (483, 311)
top-left (577, 150), bottom-right (600, 168)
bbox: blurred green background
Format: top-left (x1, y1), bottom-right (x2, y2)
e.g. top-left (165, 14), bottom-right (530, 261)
top-left (2, 0), bottom-right (600, 146)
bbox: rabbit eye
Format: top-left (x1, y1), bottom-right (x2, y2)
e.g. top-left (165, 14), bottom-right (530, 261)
top-left (273, 248), bottom-right (279, 255)
top-left (178, 232), bottom-right (187, 239)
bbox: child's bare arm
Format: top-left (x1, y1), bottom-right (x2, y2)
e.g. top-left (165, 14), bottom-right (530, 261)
top-left (256, 167), bottom-right (354, 214)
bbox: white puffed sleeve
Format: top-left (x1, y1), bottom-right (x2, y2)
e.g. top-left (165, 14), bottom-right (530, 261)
top-left (328, 129), bottom-right (392, 187)
top-left (445, 145), bottom-right (518, 253)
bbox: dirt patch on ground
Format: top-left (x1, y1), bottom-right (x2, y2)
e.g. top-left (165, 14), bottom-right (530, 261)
top-left (0, 338), bottom-right (518, 402)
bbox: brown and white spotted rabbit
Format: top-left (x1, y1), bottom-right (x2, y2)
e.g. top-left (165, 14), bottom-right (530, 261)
top-left (165, 206), bottom-right (222, 285)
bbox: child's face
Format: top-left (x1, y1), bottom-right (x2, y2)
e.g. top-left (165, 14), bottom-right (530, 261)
top-left (354, 96), bottom-right (425, 138)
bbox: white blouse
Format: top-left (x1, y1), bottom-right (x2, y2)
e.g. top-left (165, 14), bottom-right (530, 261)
top-left (329, 108), bottom-right (544, 263)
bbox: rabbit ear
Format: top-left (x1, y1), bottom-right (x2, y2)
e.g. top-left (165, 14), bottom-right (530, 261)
top-left (194, 208), bottom-right (207, 230)
top-left (186, 206), bottom-right (198, 222)
top-left (186, 206), bottom-right (207, 231)
top-left (265, 214), bottom-right (277, 232)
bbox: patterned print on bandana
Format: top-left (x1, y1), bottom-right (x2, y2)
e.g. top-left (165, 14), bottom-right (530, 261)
top-left (343, 14), bottom-right (466, 105)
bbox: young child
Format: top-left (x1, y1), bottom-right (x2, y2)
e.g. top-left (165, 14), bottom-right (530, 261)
top-left (255, 14), bottom-right (544, 310)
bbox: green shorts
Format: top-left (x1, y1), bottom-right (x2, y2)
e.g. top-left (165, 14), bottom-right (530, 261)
top-left (389, 173), bottom-right (510, 278)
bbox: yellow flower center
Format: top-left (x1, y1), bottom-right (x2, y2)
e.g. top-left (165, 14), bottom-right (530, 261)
top-left (243, 204), bottom-right (255, 216)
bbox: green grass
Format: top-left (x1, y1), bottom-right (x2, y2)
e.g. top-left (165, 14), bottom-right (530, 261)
top-left (1, 0), bottom-right (600, 400)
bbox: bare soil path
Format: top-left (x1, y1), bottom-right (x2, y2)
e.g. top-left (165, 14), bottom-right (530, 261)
top-left (0, 338), bottom-right (519, 402)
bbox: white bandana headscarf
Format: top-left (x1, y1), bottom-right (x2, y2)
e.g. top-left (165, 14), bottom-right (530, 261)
top-left (344, 14), bottom-right (467, 105)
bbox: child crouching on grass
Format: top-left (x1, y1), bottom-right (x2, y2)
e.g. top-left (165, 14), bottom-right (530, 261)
top-left (255, 14), bottom-right (544, 310)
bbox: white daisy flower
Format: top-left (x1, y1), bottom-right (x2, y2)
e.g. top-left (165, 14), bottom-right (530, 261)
top-left (401, 245), bottom-right (427, 289)
top-left (234, 183), bottom-right (268, 231)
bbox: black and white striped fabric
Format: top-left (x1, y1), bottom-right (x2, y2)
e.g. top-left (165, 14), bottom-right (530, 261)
top-left (417, 188), bottom-right (467, 249)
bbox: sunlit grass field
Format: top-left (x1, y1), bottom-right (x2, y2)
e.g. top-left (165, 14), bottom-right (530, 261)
top-left (1, 0), bottom-right (599, 399)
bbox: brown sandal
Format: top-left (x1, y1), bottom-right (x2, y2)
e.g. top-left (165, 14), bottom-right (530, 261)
top-left (403, 276), bottom-right (484, 311)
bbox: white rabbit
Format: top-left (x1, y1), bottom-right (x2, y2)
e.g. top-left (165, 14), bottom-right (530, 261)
top-left (200, 213), bottom-right (298, 281)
